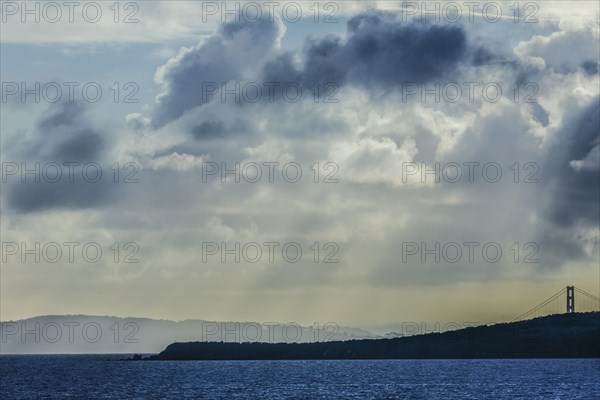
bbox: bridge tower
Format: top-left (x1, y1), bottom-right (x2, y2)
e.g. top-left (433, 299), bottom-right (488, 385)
top-left (566, 286), bottom-right (575, 313)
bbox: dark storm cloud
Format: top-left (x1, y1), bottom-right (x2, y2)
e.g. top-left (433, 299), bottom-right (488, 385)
top-left (534, 229), bottom-right (589, 269)
top-left (152, 10), bottom-right (482, 132)
top-left (530, 103), bottom-right (550, 127)
top-left (53, 130), bottom-right (104, 162)
top-left (5, 101), bottom-right (114, 213)
top-left (472, 47), bottom-right (496, 66)
top-left (32, 102), bottom-right (105, 162)
top-left (191, 120), bottom-right (225, 139)
top-left (582, 61), bottom-right (599, 75)
top-left (189, 118), bottom-right (250, 140)
top-left (152, 14), bottom-right (283, 128)
top-left (8, 179), bottom-right (114, 213)
top-left (263, 11), bottom-right (470, 91)
top-left (529, 97), bottom-right (600, 268)
top-left (542, 97), bottom-right (600, 228)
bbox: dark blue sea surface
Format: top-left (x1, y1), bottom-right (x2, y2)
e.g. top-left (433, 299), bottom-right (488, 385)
top-left (1, 355), bottom-right (599, 399)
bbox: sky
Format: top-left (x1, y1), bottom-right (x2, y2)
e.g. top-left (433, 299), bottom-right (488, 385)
top-left (1, 1), bottom-right (599, 331)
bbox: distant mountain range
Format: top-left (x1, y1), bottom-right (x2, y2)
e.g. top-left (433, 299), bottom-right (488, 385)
top-left (141, 313), bottom-right (600, 360)
top-left (0, 315), bottom-right (377, 354)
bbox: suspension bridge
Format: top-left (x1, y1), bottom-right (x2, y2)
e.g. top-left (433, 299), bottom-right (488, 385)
top-left (512, 285), bottom-right (600, 322)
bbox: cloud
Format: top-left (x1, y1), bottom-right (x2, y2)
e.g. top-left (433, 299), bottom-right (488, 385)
top-left (151, 12), bottom-right (285, 127)
top-left (4, 101), bottom-right (116, 213)
top-left (263, 11), bottom-right (471, 92)
top-left (191, 119), bottom-right (226, 140)
top-left (134, 9), bottom-right (598, 283)
top-left (330, 137), bottom-right (420, 187)
top-left (515, 24), bottom-right (600, 74)
top-left (3, 4), bottom-right (599, 324)
top-left (542, 97), bottom-right (600, 228)
top-left (6, 177), bottom-right (115, 213)
top-left (150, 10), bottom-right (482, 133)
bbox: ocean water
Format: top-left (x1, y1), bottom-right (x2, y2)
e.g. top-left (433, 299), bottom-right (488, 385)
top-left (1, 355), bottom-right (599, 399)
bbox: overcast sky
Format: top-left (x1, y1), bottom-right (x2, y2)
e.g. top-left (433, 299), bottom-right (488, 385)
top-left (1, 1), bottom-right (599, 330)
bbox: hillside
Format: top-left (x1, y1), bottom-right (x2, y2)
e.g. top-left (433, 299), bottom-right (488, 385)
top-left (146, 313), bottom-right (600, 360)
top-left (0, 315), bottom-right (375, 354)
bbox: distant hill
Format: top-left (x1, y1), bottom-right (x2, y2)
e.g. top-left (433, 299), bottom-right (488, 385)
top-left (0, 315), bottom-right (376, 354)
top-left (144, 313), bottom-right (600, 360)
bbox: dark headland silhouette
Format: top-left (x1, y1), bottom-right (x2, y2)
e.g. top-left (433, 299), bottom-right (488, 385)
top-left (134, 312), bottom-right (600, 360)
